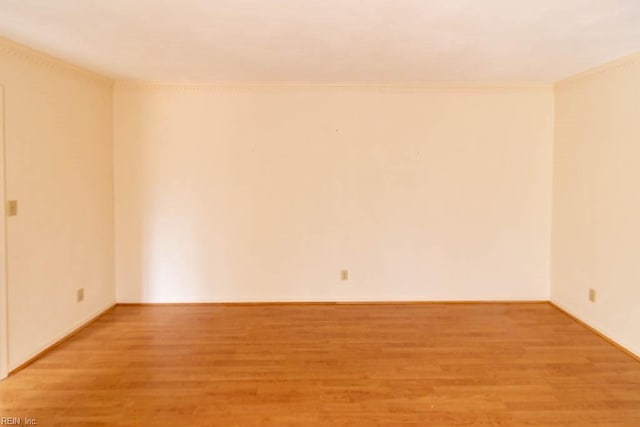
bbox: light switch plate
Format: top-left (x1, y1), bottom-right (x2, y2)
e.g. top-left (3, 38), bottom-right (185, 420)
top-left (7, 200), bottom-right (17, 216)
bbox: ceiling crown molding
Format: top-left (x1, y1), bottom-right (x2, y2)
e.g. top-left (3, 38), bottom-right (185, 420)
top-left (114, 80), bottom-right (553, 92)
top-left (555, 50), bottom-right (640, 88)
top-left (0, 37), bottom-right (112, 87)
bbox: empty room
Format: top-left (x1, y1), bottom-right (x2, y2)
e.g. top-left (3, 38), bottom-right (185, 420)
top-left (0, 0), bottom-right (639, 425)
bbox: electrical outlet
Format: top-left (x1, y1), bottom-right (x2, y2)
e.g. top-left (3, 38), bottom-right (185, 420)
top-left (77, 288), bottom-right (85, 302)
top-left (589, 288), bottom-right (596, 303)
top-left (341, 270), bottom-right (349, 281)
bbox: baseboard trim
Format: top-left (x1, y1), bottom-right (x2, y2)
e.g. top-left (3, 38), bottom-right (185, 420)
top-left (334, 300), bottom-right (549, 305)
top-left (549, 302), bottom-right (640, 363)
top-left (117, 300), bottom-right (549, 306)
top-left (9, 304), bottom-right (116, 376)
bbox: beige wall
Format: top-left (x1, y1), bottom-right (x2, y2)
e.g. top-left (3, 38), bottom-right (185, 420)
top-left (552, 53), bottom-right (640, 356)
top-left (114, 84), bottom-right (554, 303)
top-left (0, 39), bottom-right (115, 370)
top-left (3, 35), bottom-right (637, 368)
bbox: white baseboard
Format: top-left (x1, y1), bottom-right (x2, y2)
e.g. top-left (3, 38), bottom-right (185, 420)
top-left (551, 299), bottom-right (639, 360)
top-left (8, 301), bottom-right (115, 373)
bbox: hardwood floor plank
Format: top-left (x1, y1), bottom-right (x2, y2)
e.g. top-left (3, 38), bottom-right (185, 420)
top-left (0, 303), bottom-right (638, 425)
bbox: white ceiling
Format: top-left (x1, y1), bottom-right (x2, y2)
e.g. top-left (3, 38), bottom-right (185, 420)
top-left (0, 0), bottom-right (639, 82)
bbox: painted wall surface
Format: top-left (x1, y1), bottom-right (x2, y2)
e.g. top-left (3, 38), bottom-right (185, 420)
top-left (1, 32), bottom-right (638, 373)
top-left (114, 85), bottom-right (554, 303)
top-left (552, 54), bottom-right (640, 356)
top-left (0, 40), bottom-right (115, 370)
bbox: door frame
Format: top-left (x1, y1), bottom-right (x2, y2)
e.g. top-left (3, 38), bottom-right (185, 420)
top-left (0, 85), bottom-right (8, 379)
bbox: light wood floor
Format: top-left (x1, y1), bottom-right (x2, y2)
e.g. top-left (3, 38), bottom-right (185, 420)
top-left (0, 303), bottom-right (639, 426)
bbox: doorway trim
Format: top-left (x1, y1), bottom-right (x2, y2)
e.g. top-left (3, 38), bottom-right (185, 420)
top-left (0, 85), bottom-right (8, 379)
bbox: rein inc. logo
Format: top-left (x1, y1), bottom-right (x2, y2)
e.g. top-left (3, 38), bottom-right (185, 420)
top-left (1, 418), bottom-right (38, 425)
